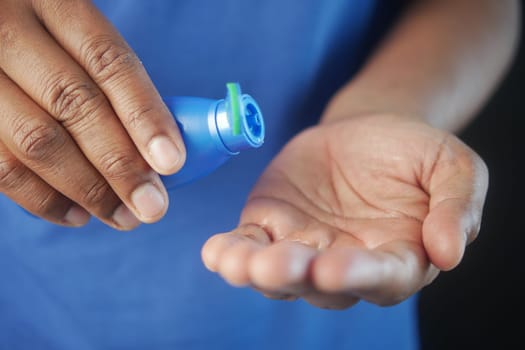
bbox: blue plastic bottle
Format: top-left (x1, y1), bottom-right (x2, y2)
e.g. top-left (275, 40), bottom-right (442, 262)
top-left (23, 83), bottom-right (264, 218)
top-left (161, 82), bottom-right (265, 189)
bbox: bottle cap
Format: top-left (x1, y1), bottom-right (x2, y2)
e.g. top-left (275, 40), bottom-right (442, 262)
top-left (219, 82), bottom-right (265, 153)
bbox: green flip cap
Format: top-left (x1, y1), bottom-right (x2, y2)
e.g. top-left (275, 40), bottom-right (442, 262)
top-left (226, 82), bottom-right (242, 136)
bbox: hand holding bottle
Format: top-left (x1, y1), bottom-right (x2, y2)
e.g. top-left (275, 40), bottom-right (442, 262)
top-left (0, 0), bottom-right (186, 230)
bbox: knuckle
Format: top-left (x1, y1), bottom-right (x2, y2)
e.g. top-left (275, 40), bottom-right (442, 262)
top-left (125, 105), bottom-right (155, 129)
top-left (80, 35), bottom-right (139, 84)
top-left (98, 151), bottom-right (137, 181)
top-left (0, 2), bottom-right (35, 58)
top-left (0, 10), bottom-right (19, 55)
top-left (80, 179), bottom-right (113, 208)
top-left (44, 74), bottom-right (104, 127)
top-left (12, 121), bottom-right (66, 161)
top-left (0, 21), bottom-right (16, 52)
top-left (31, 189), bottom-right (67, 218)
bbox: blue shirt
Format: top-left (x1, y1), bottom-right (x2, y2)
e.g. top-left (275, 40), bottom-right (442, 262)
top-left (0, 1), bottom-right (418, 349)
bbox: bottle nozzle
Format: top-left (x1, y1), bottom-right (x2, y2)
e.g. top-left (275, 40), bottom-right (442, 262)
top-left (219, 83), bottom-right (265, 153)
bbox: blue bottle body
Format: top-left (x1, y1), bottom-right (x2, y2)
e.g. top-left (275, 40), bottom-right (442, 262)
top-left (22, 84), bottom-right (264, 218)
top-left (161, 97), bottom-right (232, 188)
top-left (161, 84), bottom-right (265, 189)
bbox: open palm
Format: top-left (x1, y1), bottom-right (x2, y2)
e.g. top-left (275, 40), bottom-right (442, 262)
top-left (202, 115), bottom-right (488, 309)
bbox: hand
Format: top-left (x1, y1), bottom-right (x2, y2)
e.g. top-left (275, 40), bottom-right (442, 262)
top-left (202, 115), bottom-right (488, 309)
top-left (0, 0), bottom-right (185, 230)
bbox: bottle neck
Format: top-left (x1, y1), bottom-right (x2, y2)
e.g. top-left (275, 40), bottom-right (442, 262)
top-left (215, 94), bottom-right (265, 154)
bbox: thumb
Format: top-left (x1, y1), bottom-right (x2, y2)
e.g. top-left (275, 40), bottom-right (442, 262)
top-left (422, 137), bottom-right (489, 271)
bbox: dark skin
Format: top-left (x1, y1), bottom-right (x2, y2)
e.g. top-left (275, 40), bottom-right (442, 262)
top-left (0, 0), bottom-right (520, 309)
top-left (0, 0), bottom-right (186, 230)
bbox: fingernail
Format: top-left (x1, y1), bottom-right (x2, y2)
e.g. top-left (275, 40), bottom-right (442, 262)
top-left (63, 205), bottom-right (90, 226)
top-left (112, 204), bottom-right (141, 230)
top-left (148, 136), bottom-right (181, 173)
top-left (131, 182), bottom-right (166, 221)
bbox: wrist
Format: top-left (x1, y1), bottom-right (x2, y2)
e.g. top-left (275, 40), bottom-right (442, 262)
top-left (320, 81), bottom-right (428, 126)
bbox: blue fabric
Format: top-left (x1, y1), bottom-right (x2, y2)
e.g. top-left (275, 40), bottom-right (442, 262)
top-left (0, 1), bottom-right (418, 349)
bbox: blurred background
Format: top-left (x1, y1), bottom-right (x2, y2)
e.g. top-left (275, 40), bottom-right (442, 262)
top-left (418, 3), bottom-right (523, 349)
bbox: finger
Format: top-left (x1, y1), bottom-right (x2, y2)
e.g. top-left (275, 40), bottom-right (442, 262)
top-left (254, 288), bottom-right (299, 302)
top-left (423, 137), bottom-right (489, 270)
top-left (302, 292), bottom-right (359, 310)
top-left (311, 241), bottom-right (431, 306)
top-left (0, 71), bottom-right (139, 230)
top-left (217, 236), bottom-right (265, 287)
top-left (0, 13), bottom-right (168, 224)
top-left (202, 224), bottom-right (271, 283)
top-left (33, 0), bottom-right (186, 174)
top-left (249, 241), bottom-right (318, 295)
top-left (0, 141), bottom-right (90, 226)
